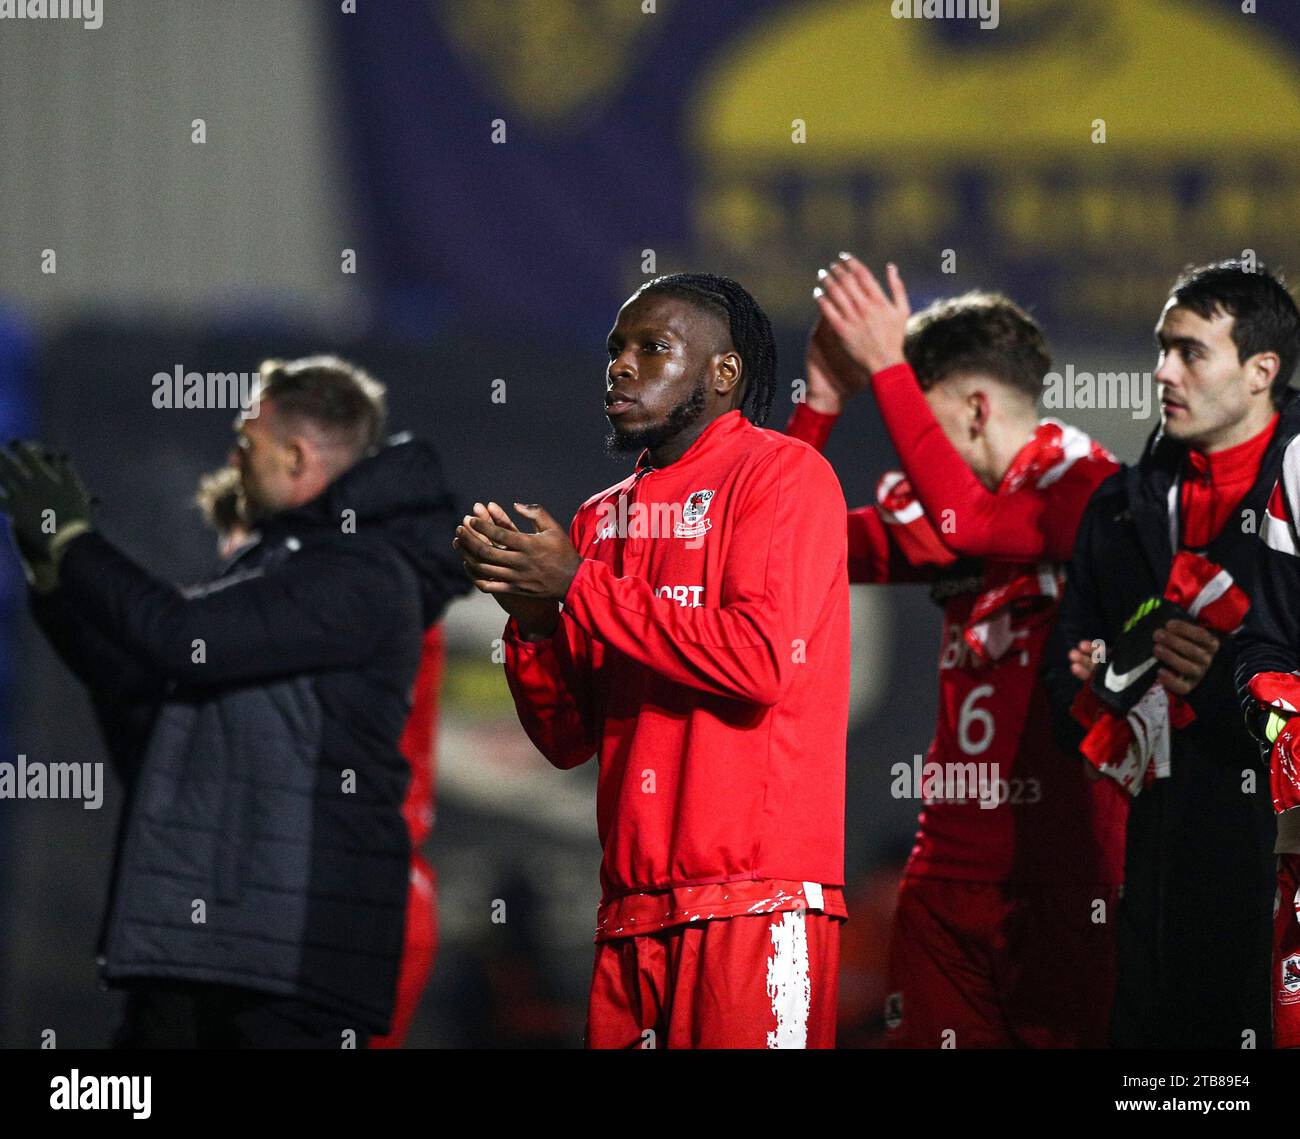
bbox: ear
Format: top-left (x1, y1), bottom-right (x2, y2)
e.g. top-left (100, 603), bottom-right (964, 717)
top-left (286, 437), bottom-right (309, 477)
top-left (967, 389), bottom-right (989, 438)
top-left (1249, 351), bottom-right (1280, 397)
top-left (714, 351), bottom-right (743, 397)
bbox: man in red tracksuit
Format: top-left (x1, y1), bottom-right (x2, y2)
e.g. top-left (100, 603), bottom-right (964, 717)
top-left (787, 255), bottom-right (1126, 1047)
top-left (454, 273), bottom-right (851, 1049)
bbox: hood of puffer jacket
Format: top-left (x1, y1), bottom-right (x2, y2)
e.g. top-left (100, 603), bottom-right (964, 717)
top-left (265, 432), bottom-right (470, 628)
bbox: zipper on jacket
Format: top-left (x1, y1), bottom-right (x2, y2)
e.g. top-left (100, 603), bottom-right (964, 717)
top-left (626, 465), bottom-right (655, 554)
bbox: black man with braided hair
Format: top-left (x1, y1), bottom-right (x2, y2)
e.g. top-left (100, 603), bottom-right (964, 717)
top-left (455, 274), bottom-right (851, 1048)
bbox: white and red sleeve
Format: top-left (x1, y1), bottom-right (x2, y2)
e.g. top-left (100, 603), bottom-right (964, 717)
top-left (870, 363), bottom-right (1115, 561)
top-left (1237, 435), bottom-right (1300, 745)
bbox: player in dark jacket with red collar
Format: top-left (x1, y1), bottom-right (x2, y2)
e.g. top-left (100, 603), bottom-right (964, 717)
top-left (1046, 260), bottom-right (1300, 1048)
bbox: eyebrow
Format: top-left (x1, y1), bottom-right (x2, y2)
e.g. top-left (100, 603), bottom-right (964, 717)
top-left (608, 324), bottom-right (680, 348)
top-left (1155, 331), bottom-right (1208, 352)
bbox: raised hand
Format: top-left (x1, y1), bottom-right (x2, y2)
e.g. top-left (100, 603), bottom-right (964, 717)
top-left (813, 253), bottom-right (911, 377)
top-left (0, 441), bottom-right (94, 565)
top-left (804, 313), bottom-right (872, 416)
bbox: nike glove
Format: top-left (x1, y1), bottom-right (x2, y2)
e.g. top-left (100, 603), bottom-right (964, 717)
top-left (1090, 595), bottom-right (1192, 714)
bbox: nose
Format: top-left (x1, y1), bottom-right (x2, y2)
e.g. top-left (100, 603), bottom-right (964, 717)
top-left (1154, 352), bottom-right (1179, 387)
top-left (608, 350), bottom-right (635, 386)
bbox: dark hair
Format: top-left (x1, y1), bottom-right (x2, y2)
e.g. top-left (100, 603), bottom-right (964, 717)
top-left (1170, 259), bottom-right (1300, 403)
top-left (194, 465), bottom-right (244, 537)
top-left (903, 291), bottom-right (1050, 400)
top-left (635, 273), bottom-right (777, 426)
top-left (256, 355), bottom-right (387, 466)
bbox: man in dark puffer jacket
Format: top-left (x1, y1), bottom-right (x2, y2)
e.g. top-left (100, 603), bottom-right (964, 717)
top-left (0, 356), bottom-right (465, 1047)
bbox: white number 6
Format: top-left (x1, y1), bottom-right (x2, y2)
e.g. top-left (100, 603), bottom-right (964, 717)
top-left (958, 684), bottom-right (995, 756)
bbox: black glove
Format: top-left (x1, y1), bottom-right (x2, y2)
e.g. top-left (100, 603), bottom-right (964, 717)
top-left (1090, 595), bottom-right (1191, 713)
top-left (0, 441), bottom-right (94, 566)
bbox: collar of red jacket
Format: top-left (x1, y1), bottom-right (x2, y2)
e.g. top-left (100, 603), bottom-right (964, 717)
top-left (1183, 412), bottom-right (1278, 486)
top-left (634, 408), bottom-right (749, 476)
top-left (997, 419), bottom-right (1069, 495)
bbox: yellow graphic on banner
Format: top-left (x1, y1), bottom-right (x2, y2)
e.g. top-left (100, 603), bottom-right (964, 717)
top-left (687, 0), bottom-right (1300, 328)
top-left (435, 0), bottom-right (658, 128)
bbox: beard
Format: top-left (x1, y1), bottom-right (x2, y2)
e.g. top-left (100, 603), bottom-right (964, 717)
top-left (237, 480), bottom-right (275, 525)
top-left (605, 375), bottom-right (709, 457)
top-left (239, 490), bottom-right (266, 524)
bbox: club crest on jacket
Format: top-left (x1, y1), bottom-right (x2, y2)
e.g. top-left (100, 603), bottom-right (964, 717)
top-left (675, 489), bottom-right (715, 539)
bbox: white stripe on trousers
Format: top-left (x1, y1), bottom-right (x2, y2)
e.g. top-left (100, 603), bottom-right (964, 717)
top-left (766, 910), bottom-right (811, 1049)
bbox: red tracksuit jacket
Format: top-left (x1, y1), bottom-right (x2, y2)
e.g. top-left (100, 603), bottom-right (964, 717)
top-left (504, 410), bottom-right (851, 907)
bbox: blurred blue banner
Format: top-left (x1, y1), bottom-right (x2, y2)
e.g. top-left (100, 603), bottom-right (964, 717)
top-left (334, 0), bottom-right (1300, 343)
